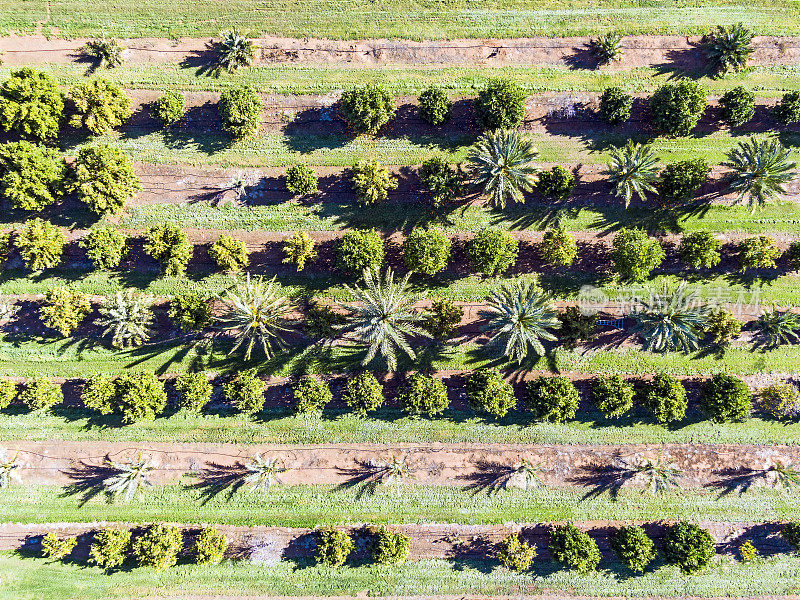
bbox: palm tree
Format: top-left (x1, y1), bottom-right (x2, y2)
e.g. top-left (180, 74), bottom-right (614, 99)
top-left (766, 461), bottom-right (800, 490)
top-left (724, 137), bottom-right (797, 211)
top-left (380, 455), bottom-right (415, 495)
top-left (216, 274), bottom-right (294, 361)
top-left (467, 129), bottom-right (538, 209)
top-left (102, 454), bottom-right (154, 501)
top-left (97, 290), bottom-right (155, 349)
top-left (618, 456), bottom-right (683, 495)
top-left (703, 23), bottom-right (754, 75)
top-left (754, 308), bottom-right (800, 348)
top-left (83, 37), bottom-right (124, 69)
top-left (604, 142), bottom-right (659, 207)
top-left (338, 267), bottom-right (430, 371)
top-left (481, 279), bottom-right (561, 364)
top-left (631, 283), bottom-right (710, 353)
top-left (216, 28), bottom-right (256, 72)
top-left (242, 455), bottom-right (286, 495)
top-left (589, 33), bottom-right (623, 64)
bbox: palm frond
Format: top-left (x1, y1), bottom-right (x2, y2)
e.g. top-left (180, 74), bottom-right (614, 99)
top-left (703, 23), bottom-right (754, 75)
top-left (0, 449), bottom-right (20, 488)
top-left (631, 283), bottom-right (710, 353)
top-left (767, 461), bottom-right (800, 490)
top-left (618, 456), bottom-right (683, 495)
top-left (243, 454), bottom-right (286, 495)
top-left (217, 28), bottom-right (256, 72)
top-left (589, 34), bottom-right (623, 64)
top-left (754, 308), bottom-right (800, 348)
top-left (102, 454), bottom-right (154, 502)
top-left (723, 137), bottom-right (797, 211)
top-left (467, 129), bottom-right (538, 208)
top-left (604, 142), bottom-right (659, 207)
top-left (96, 290), bottom-right (155, 349)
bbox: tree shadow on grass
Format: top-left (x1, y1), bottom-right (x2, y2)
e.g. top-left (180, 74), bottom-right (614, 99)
top-left (59, 458), bottom-right (119, 506)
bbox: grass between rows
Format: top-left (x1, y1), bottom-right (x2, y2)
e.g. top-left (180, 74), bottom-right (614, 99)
top-left (3, 552), bottom-right (800, 600)
top-left (1, 0), bottom-right (799, 39)
top-left (1, 484), bottom-right (798, 526)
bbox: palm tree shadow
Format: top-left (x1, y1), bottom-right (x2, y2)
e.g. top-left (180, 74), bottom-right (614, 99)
top-left (59, 458), bottom-right (118, 507)
top-left (570, 460), bottom-right (634, 500)
top-left (334, 460), bottom-right (394, 499)
top-left (189, 461), bottom-right (248, 505)
top-left (457, 459), bottom-right (525, 496)
top-left (711, 467), bottom-right (770, 498)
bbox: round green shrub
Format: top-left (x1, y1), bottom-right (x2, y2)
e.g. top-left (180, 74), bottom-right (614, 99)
top-left (467, 227), bottom-right (519, 277)
top-left (774, 91), bottom-right (800, 124)
top-left (549, 523), bottom-right (601, 574)
top-left (173, 372), bottom-right (213, 412)
top-left (82, 374), bottom-right (116, 415)
top-left (351, 159), bottom-right (397, 204)
top-left (69, 78), bottom-right (132, 134)
top-left (423, 297), bottom-right (463, 340)
top-left (419, 155), bottom-right (462, 207)
top-left (610, 525), bottom-right (656, 573)
top-left (0, 68), bottom-right (64, 140)
top-left (71, 144), bottom-right (141, 215)
top-left (219, 86), bottom-right (263, 139)
top-left (41, 532), bottom-right (77, 560)
top-left (705, 307), bottom-right (742, 351)
top-left (639, 373), bottom-right (687, 424)
top-left (782, 522), bottom-right (800, 551)
top-left (283, 231), bottom-right (317, 271)
top-left (475, 78), bottom-right (527, 130)
top-left (663, 521), bottom-right (715, 574)
top-left (526, 375), bottom-right (579, 423)
top-left (169, 291), bottom-right (213, 333)
top-left (540, 228), bottom-right (577, 266)
top-left (342, 372), bottom-right (384, 416)
top-left (151, 91), bottom-right (185, 126)
top-left (701, 373), bottom-right (751, 422)
top-left (337, 229), bottom-right (385, 276)
top-left (738, 235), bottom-right (780, 270)
top-left (19, 377), bottom-right (63, 411)
top-left (719, 86), bottom-right (754, 127)
top-left (370, 525), bottom-right (410, 565)
top-left (649, 80), bottom-right (707, 137)
top-left (144, 223), bottom-right (192, 276)
top-left (591, 374), bottom-right (635, 419)
top-left (403, 227), bottom-right (451, 275)
top-left (758, 383), bottom-right (800, 421)
top-left (0, 378), bottom-right (16, 409)
top-left (558, 306), bottom-right (598, 350)
top-left (114, 371), bottom-right (168, 424)
top-left (292, 375), bottom-right (333, 413)
top-left (16, 217), bottom-right (65, 271)
top-left (418, 86), bottom-right (451, 125)
top-left (536, 165), bottom-right (574, 199)
top-left (285, 163), bottom-right (318, 196)
top-left (785, 241), bottom-right (800, 270)
top-left (132, 523), bottom-right (182, 570)
top-left (0, 140), bottom-right (66, 210)
top-left (656, 158), bottom-right (709, 204)
top-left (193, 526), bottom-right (228, 565)
top-left (209, 234), bottom-right (249, 272)
top-left (497, 533), bottom-right (536, 572)
top-left (598, 87), bottom-right (633, 125)
top-left (315, 527), bottom-right (354, 566)
top-left (39, 287), bottom-right (91, 337)
top-left (339, 83), bottom-right (395, 134)
top-left (398, 373), bottom-right (449, 417)
top-left (611, 227), bottom-right (665, 282)
top-left (679, 230), bottom-right (722, 269)
top-left (465, 368), bottom-right (516, 418)
top-left (89, 528), bottom-right (131, 570)
top-left (79, 225), bottom-right (129, 270)
top-left (223, 368), bottom-right (265, 414)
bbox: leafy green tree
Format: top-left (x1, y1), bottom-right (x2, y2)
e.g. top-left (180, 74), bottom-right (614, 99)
top-left (0, 141), bottom-right (66, 210)
top-left (192, 526), bottom-right (228, 565)
top-left (315, 528), bottom-right (353, 566)
top-left (16, 218), bottom-right (65, 271)
top-left (497, 533), bottom-right (536, 571)
top-left (209, 234), bottom-right (249, 272)
top-left (144, 223), bottom-right (192, 276)
top-left (639, 373), bottom-right (688, 423)
top-left (173, 372), bottom-right (213, 412)
top-left (0, 68), bottom-right (64, 140)
top-left (526, 375), bottom-right (579, 423)
top-left (465, 368), bottom-right (516, 418)
top-left (774, 91), bottom-right (800, 124)
top-left (169, 291), bottom-right (212, 333)
top-left (351, 159), bottom-right (397, 204)
top-left (19, 377), bottom-right (63, 411)
top-left (604, 142), bottom-right (659, 207)
top-left (703, 23), bottom-right (753, 75)
top-left (151, 90), bottom-right (185, 126)
top-left (705, 307), bottom-right (742, 352)
top-left (419, 156), bottom-right (462, 207)
top-left (342, 372), bottom-right (384, 416)
top-left (89, 528), bottom-right (131, 570)
top-left (71, 144), bottom-right (140, 215)
top-left (598, 86), bottom-right (632, 125)
top-left (549, 523), bottom-right (600, 574)
top-left (611, 228), bottom-right (665, 281)
top-left (782, 523), bottom-right (800, 551)
top-left (468, 129), bottom-right (537, 208)
top-left (759, 383), bottom-right (800, 421)
top-left (114, 372), bottom-right (168, 424)
top-left (41, 533), bottom-right (77, 560)
top-left (679, 230), bottom-right (721, 269)
top-left (337, 229), bottom-right (385, 276)
top-left (656, 158), bottom-right (708, 204)
top-left (591, 375), bottom-right (635, 419)
top-left (97, 290), bottom-right (155, 349)
top-left (216, 29), bottom-right (255, 72)
top-left (132, 523), bottom-right (182, 570)
top-left (536, 165), bottom-right (574, 199)
top-left (285, 163), bottom-right (318, 196)
top-left (631, 283), bottom-right (710, 352)
top-left (282, 231), bottom-right (317, 271)
top-left (540, 228), bottom-right (577, 266)
top-left (70, 79), bottom-right (132, 134)
top-left (649, 80), bottom-right (707, 137)
top-left (223, 368), bottom-right (265, 414)
top-left (402, 227), bottom-right (451, 276)
top-left (557, 306), bottom-right (598, 349)
top-left (39, 287), bottom-right (91, 337)
top-left (339, 83), bottom-right (395, 134)
top-left (81, 374), bottom-right (116, 415)
top-left (418, 86), bottom-right (451, 125)
top-left (663, 522), bottom-right (715, 574)
top-left (423, 297), bottom-right (463, 339)
top-left (79, 225), bottom-right (129, 270)
top-left (719, 85), bottom-right (755, 127)
top-left (0, 378), bottom-right (16, 410)
top-left (292, 375), bottom-right (332, 413)
top-left (467, 227), bottom-right (518, 276)
top-left (398, 373), bottom-right (449, 417)
top-left (724, 137), bottom-right (797, 211)
top-left (475, 78), bottom-right (527, 130)
top-left (701, 373), bottom-right (751, 422)
top-left (610, 526), bottom-right (656, 573)
top-left (219, 87), bottom-right (263, 139)
top-left (369, 526), bottom-right (409, 565)
top-left (738, 235), bottom-right (781, 270)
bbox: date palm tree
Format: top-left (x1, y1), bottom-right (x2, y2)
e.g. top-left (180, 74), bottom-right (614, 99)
top-left (618, 456), bottom-right (683, 495)
top-left (724, 137), bottom-right (797, 211)
top-left (754, 308), bottom-right (800, 348)
top-left (102, 454), bottom-right (154, 502)
top-left (589, 33), bottom-right (623, 65)
top-left (216, 274), bottom-right (294, 361)
top-left (631, 283), bottom-right (710, 353)
top-left (216, 28), bottom-right (256, 72)
top-left (703, 23), bottom-right (754, 75)
top-left (97, 290), bottom-right (155, 349)
top-left (481, 279), bottom-right (561, 364)
top-left (467, 129), bottom-right (538, 209)
top-left (242, 455), bottom-right (286, 496)
top-left (604, 141), bottom-right (659, 207)
top-left (338, 267), bottom-right (430, 371)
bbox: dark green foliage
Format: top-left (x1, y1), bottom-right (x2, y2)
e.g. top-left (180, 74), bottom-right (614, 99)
top-left (598, 86), bottom-right (633, 125)
top-left (679, 230), bottom-right (722, 269)
top-left (192, 526), bottom-right (227, 565)
top-left (591, 374), bottom-right (635, 419)
top-left (351, 159), bottom-right (397, 204)
top-left (419, 156), bottom-right (462, 207)
top-left (315, 527), bottom-right (354, 566)
top-left (398, 373), bottom-right (449, 417)
top-left (649, 80), bottom-right (707, 137)
top-left (589, 33), bottom-right (623, 64)
top-left (656, 159), bottom-right (709, 204)
top-left (292, 375), bottom-right (332, 414)
top-left (786, 241), bottom-right (800, 270)
top-left (209, 234), bottom-right (249, 272)
top-left (467, 227), bottom-right (519, 277)
top-left (418, 86), bottom-right (451, 125)
top-left (782, 522), bottom-right (800, 551)
top-left (41, 532), bottom-right (77, 560)
top-left (549, 523), bottom-right (601, 574)
top-left (337, 229), bottom-right (385, 276)
top-left (79, 225), bottom-right (129, 270)
top-left (216, 29), bottom-right (255, 72)
top-left (466, 368), bottom-right (515, 418)
top-left (705, 307), bottom-right (742, 352)
top-left (71, 144), bottom-right (140, 215)
top-left (702, 23), bottom-right (754, 75)
top-left (701, 373), bottom-right (751, 422)
top-left (16, 217), bottom-right (65, 271)
top-left (304, 301), bottom-right (346, 339)
top-left (0, 378), bottom-right (16, 409)
top-left (610, 526), bottom-right (656, 573)
top-left (719, 86), bottom-right (755, 127)
top-left (285, 163), bottom-right (318, 196)
top-left (370, 525), bottom-right (410, 565)
top-left (69, 78), bottom-right (132, 134)
top-left (760, 383), bottom-right (800, 421)
top-left (541, 228), bottom-right (577, 266)
top-left (339, 83), bottom-right (395, 134)
top-left (611, 227), bottom-right (665, 281)
top-left (774, 91), bottom-right (800, 124)
top-left (144, 223), bottom-right (192, 276)
top-left (0, 141), bottom-right (66, 210)
top-left (151, 91), bottom-right (185, 126)
top-left (114, 372), bottom-right (168, 424)
top-left (0, 68), bottom-right (64, 140)
top-left (424, 297), bottom-right (463, 340)
top-left (739, 235), bottom-right (781, 270)
top-left (342, 372), bottom-right (384, 416)
top-left (223, 369), bottom-right (265, 414)
top-left (132, 523), bottom-right (182, 570)
top-left (19, 377), bottom-right (63, 411)
top-left (173, 372), bottom-right (213, 412)
top-left (403, 227), bottom-right (451, 275)
top-left (169, 291), bottom-right (213, 333)
top-left (526, 375), bottom-right (579, 423)
top-left (754, 309), bottom-right (800, 348)
top-left (83, 38), bottom-right (124, 68)
top-left (663, 521), bottom-right (716, 574)
top-left (39, 287), bottom-right (91, 337)
top-left (557, 306), bottom-right (598, 349)
top-left (219, 87), bottom-right (263, 139)
top-left (536, 165), bottom-right (574, 199)
top-left (475, 78), bottom-right (527, 130)
top-left (89, 528), bottom-right (131, 570)
top-left (497, 533), bottom-right (536, 571)
top-left (639, 373), bottom-right (688, 424)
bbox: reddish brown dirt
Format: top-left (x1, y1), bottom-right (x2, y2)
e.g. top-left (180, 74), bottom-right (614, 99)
top-left (1, 35), bottom-right (800, 70)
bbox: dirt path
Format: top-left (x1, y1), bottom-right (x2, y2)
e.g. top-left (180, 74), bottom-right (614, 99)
top-left (1, 35), bottom-right (800, 70)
